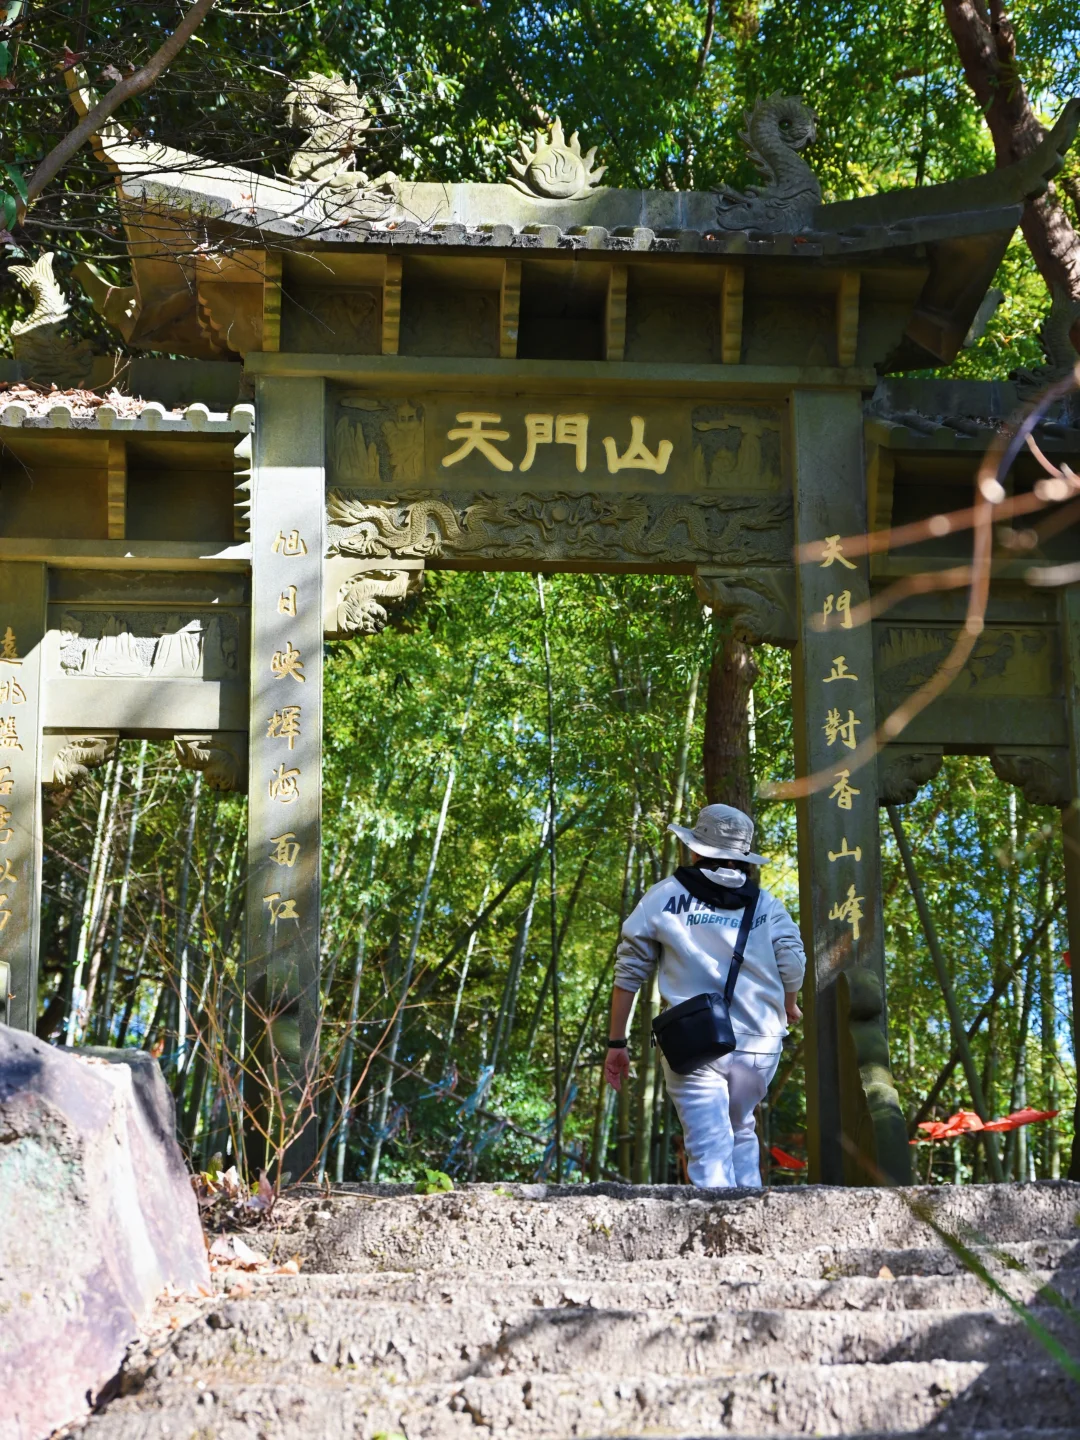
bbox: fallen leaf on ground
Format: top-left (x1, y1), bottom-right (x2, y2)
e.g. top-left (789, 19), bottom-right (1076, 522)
top-left (230, 1236), bottom-right (267, 1266)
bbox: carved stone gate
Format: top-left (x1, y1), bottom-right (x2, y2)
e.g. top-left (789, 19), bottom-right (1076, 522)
top-left (4, 87), bottom-right (1080, 1182)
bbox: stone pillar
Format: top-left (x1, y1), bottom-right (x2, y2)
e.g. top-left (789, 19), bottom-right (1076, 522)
top-left (246, 376), bottom-right (325, 1178)
top-left (790, 389), bottom-right (909, 1185)
top-left (1057, 588), bottom-right (1080, 1180)
top-left (0, 563), bottom-right (46, 1032)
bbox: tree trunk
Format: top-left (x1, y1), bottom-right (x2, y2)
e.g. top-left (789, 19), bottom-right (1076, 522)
top-left (703, 625), bottom-right (758, 814)
top-left (944, 0), bottom-right (1080, 356)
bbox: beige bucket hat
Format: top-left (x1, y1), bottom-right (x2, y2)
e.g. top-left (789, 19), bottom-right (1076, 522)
top-left (668, 803), bottom-right (768, 866)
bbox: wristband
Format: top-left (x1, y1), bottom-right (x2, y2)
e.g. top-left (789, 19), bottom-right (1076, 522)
top-left (607, 1037), bottom-right (628, 1049)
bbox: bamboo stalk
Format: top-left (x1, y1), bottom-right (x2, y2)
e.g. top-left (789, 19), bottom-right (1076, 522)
top-left (523, 846), bottom-right (595, 1061)
top-left (414, 802), bottom-right (593, 1000)
top-left (115, 929), bottom-right (153, 1049)
top-left (65, 753), bottom-right (120, 1045)
top-left (173, 773), bottom-right (203, 1078)
top-left (887, 804), bottom-right (1004, 1181)
top-left (369, 658), bottom-right (485, 1179)
top-left (489, 851), bottom-right (541, 1075)
top-left (536, 574), bottom-right (563, 1182)
top-left (910, 902), bottom-right (1060, 1131)
top-left (100, 739), bottom-right (148, 1043)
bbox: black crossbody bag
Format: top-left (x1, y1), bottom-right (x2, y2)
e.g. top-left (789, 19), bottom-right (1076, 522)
top-left (650, 877), bottom-right (759, 1076)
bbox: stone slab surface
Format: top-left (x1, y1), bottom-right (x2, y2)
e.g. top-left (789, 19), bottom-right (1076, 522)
top-left (273, 1180), bottom-right (1080, 1274)
top-left (0, 1027), bottom-right (209, 1440)
top-left (67, 1182), bottom-right (1080, 1440)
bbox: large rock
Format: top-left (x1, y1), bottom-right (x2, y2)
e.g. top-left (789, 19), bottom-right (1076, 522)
top-left (0, 1026), bottom-right (209, 1440)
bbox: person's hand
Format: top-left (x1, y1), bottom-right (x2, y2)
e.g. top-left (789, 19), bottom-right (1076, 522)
top-left (785, 994), bottom-right (803, 1026)
top-left (605, 1045), bottom-right (630, 1091)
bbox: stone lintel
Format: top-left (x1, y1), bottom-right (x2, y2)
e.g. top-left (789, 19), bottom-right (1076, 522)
top-left (245, 351), bottom-right (880, 395)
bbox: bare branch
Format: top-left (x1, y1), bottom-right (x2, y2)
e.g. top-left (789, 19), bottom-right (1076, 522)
top-left (23, 0), bottom-right (219, 212)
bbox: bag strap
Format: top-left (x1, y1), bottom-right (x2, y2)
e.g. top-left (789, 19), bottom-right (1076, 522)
top-left (722, 887), bottom-right (760, 1007)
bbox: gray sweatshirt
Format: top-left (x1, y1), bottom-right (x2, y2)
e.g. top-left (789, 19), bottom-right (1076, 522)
top-left (613, 876), bottom-right (807, 1053)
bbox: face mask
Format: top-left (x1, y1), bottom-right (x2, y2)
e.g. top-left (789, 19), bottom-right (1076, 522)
top-left (699, 865), bottom-right (746, 889)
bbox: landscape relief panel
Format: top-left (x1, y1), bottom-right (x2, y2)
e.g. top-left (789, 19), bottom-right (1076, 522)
top-left (874, 624), bottom-right (1060, 700)
top-left (329, 390), bottom-right (789, 495)
top-left (48, 609), bottom-right (244, 681)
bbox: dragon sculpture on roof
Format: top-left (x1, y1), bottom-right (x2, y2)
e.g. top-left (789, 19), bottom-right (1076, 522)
top-left (716, 94), bottom-right (821, 233)
top-left (10, 252), bottom-right (94, 388)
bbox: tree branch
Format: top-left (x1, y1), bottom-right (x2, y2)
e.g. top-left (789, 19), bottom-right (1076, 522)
top-left (694, 0), bottom-right (717, 82)
top-left (23, 0), bottom-right (219, 211)
top-left (943, 0), bottom-right (1080, 340)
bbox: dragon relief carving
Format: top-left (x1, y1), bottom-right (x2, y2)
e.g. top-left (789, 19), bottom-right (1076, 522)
top-left (990, 748), bottom-right (1070, 808)
top-left (43, 734), bottom-right (118, 819)
top-left (175, 733), bottom-right (247, 792)
top-left (326, 490), bottom-right (792, 566)
top-left (331, 568), bottom-right (424, 637)
top-left (715, 94), bottom-right (821, 233)
top-left (877, 746), bottom-right (944, 805)
top-left (694, 568), bottom-right (796, 646)
top-left (10, 252), bottom-right (94, 388)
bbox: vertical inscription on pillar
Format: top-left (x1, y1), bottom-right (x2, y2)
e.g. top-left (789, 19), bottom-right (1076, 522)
top-left (247, 377), bottom-right (324, 1174)
top-left (815, 546), bottom-right (868, 953)
top-left (792, 389), bottom-right (909, 1185)
top-left (0, 564), bottom-right (45, 1032)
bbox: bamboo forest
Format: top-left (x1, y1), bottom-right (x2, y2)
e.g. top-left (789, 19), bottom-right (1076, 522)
top-left (37, 570), bottom-right (1073, 1185)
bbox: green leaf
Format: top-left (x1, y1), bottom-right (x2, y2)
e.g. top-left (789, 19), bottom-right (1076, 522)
top-left (416, 1167), bottom-right (453, 1194)
top-left (0, 40), bottom-right (9, 79)
top-left (2, 163), bottom-right (26, 203)
top-left (1, 192), bottom-right (15, 232)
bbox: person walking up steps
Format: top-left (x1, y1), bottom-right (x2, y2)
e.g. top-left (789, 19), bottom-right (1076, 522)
top-left (604, 803), bottom-right (806, 1188)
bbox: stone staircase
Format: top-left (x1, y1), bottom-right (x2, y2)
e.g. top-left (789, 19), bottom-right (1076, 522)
top-left (74, 1181), bottom-right (1080, 1439)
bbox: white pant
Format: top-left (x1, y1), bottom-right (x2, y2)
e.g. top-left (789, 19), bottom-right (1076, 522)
top-left (662, 1050), bottom-right (781, 1188)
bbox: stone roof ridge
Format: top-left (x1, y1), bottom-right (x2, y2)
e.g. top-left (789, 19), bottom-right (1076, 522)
top-left (0, 382), bottom-right (253, 433)
top-left (866, 380), bottom-right (1080, 446)
top-left (69, 67), bottom-right (1079, 248)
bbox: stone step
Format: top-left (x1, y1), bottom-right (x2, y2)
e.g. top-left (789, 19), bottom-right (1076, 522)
top-left (244, 1250), bottom-right (1075, 1310)
top-left (152, 1297), bottom-right (1080, 1380)
top-left (280, 1181), bottom-right (1080, 1274)
top-left (72, 1359), bottom-right (1080, 1437)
